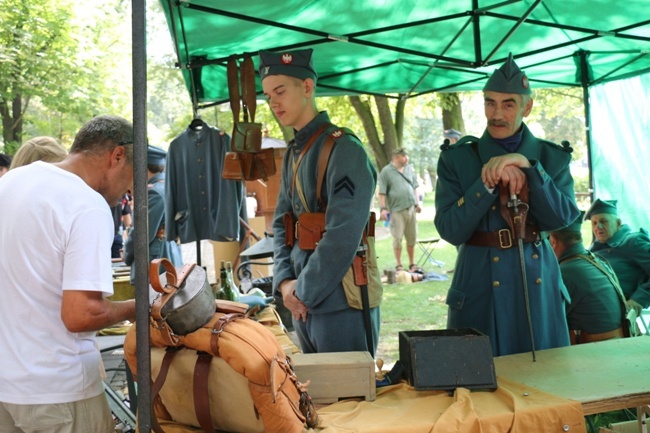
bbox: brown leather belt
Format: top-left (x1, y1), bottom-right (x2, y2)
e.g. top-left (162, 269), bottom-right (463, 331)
top-left (466, 226), bottom-right (541, 249)
top-left (570, 327), bottom-right (624, 345)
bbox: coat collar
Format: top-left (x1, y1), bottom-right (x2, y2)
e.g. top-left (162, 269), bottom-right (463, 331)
top-left (478, 123), bottom-right (539, 163)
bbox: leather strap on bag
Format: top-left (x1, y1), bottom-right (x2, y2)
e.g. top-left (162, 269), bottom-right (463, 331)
top-left (193, 351), bottom-right (215, 433)
top-left (150, 347), bottom-right (181, 433)
top-left (209, 313), bottom-right (245, 357)
top-left (150, 259), bottom-right (196, 346)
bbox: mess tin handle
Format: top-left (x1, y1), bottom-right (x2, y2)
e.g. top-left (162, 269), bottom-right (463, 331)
top-left (150, 258), bottom-right (178, 294)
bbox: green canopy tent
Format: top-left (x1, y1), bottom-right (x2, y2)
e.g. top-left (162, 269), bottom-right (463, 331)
top-left (159, 0), bottom-right (650, 192)
top-left (160, 0), bottom-right (650, 104)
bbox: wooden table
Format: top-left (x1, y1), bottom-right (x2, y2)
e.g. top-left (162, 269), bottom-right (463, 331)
top-left (494, 336), bottom-right (650, 415)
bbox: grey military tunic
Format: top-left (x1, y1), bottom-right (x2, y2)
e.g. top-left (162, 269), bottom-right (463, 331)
top-left (272, 111), bottom-right (380, 354)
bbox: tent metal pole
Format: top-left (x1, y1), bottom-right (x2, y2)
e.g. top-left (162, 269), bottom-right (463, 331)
top-left (132, 0), bottom-right (153, 431)
top-left (577, 50), bottom-right (594, 202)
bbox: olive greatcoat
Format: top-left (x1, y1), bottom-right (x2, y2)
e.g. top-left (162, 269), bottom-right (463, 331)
top-left (435, 124), bottom-right (580, 356)
top-left (590, 224), bottom-right (650, 308)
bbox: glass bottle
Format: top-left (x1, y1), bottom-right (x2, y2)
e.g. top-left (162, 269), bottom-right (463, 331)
top-left (215, 260), bottom-right (228, 300)
top-left (225, 261), bottom-right (240, 302)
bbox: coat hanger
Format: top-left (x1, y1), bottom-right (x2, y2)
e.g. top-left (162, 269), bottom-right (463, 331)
top-left (189, 117), bottom-right (205, 131)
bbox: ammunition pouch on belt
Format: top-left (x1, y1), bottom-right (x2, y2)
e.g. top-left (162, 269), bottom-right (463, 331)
top-left (284, 212), bottom-right (326, 251)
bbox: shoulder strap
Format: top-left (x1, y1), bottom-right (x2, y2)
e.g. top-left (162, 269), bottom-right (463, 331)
top-left (315, 126), bottom-right (357, 210)
top-left (574, 252), bottom-right (627, 306)
top-left (291, 123), bottom-right (330, 210)
top-left (316, 136), bottom-right (336, 210)
top-left (227, 56), bottom-right (240, 123)
top-left (240, 56), bottom-right (257, 123)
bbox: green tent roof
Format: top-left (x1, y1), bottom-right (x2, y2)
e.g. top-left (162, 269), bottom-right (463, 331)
top-left (160, 0), bottom-right (650, 107)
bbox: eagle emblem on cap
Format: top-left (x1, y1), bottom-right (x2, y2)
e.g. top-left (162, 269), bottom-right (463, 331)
top-left (522, 75), bottom-right (529, 89)
top-left (281, 53), bottom-right (293, 64)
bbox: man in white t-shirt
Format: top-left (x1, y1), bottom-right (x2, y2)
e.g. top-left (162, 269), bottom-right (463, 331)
top-left (0, 115), bottom-right (137, 433)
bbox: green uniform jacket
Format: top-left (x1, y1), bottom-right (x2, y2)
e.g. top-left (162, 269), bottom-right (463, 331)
top-left (435, 124), bottom-right (580, 356)
top-left (590, 224), bottom-right (650, 308)
top-left (559, 243), bottom-right (624, 334)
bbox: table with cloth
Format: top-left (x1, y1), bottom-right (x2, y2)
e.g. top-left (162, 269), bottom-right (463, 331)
top-left (127, 328), bottom-right (650, 432)
top-left (311, 337), bottom-right (650, 432)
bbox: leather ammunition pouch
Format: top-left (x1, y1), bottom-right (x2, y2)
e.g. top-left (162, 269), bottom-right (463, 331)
top-left (296, 212), bottom-right (326, 251)
top-left (222, 148), bottom-right (276, 182)
top-left (232, 121), bottom-right (263, 153)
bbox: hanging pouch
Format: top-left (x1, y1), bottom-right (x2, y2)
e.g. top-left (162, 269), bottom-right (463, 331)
top-left (232, 122), bottom-right (263, 153)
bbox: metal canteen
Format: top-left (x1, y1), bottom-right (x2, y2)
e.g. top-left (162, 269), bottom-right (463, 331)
top-left (150, 259), bottom-right (216, 335)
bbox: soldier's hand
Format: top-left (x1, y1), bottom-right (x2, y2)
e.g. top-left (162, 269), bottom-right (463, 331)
top-left (481, 153), bottom-right (531, 190)
top-left (626, 299), bottom-right (643, 316)
top-left (280, 279), bottom-right (308, 321)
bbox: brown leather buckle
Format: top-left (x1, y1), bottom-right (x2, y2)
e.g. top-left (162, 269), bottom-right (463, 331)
top-left (498, 229), bottom-right (513, 249)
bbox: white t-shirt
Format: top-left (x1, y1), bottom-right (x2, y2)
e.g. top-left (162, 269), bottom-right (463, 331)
top-left (0, 162), bottom-right (114, 404)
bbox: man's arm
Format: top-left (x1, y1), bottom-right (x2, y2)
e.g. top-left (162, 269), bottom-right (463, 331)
top-left (61, 291), bottom-right (135, 333)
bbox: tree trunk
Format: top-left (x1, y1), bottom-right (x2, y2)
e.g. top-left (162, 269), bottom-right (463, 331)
top-left (439, 92), bottom-right (465, 134)
top-left (349, 95), bottom-right (387, 168)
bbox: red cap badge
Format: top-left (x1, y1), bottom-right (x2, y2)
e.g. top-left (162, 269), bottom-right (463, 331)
top-left (522, 75), bottom-right (529, 90)
top-left (281, 53), bottom-right (293, 64)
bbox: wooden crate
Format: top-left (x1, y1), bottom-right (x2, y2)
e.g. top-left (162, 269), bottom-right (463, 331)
top-left (290, 351), bottom-right (376, 404)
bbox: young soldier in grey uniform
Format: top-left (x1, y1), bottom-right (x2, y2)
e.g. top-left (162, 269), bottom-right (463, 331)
top-left (586, 198), bottom-right (650, 315)
top-left (261, 48), bottom-right (381, 355)
top-left (124, 145), bottom-right (183, 284)
top-left (434, 54), bottom-right (580, 356)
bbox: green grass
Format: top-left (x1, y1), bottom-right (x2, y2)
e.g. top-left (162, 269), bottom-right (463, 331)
top-left (374, 193), bottom-right (457, 364)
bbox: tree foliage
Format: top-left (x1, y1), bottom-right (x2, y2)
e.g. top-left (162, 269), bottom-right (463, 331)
top-left (0, 0), bottom-right (135, 149)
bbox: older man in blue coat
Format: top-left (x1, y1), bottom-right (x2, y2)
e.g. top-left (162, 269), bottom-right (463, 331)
top-left (435, 54), bottom-right (580, 356)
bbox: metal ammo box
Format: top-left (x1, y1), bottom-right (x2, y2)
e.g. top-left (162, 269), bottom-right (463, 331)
top-left (398, 328), bottom-right (497, 391)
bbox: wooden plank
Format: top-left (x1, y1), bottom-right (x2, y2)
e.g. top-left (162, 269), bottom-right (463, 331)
top-left (494, 337), bottom-right (650, 415)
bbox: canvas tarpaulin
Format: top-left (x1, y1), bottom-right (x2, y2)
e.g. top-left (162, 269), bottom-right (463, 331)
top-left (590, 73), bottom-right (650, 231)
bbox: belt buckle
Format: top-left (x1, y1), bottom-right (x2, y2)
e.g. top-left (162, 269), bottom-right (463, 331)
top-left (295, 221), bottom-right (300, 240)
top-left (498, 229), bottom-right (513, 249)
